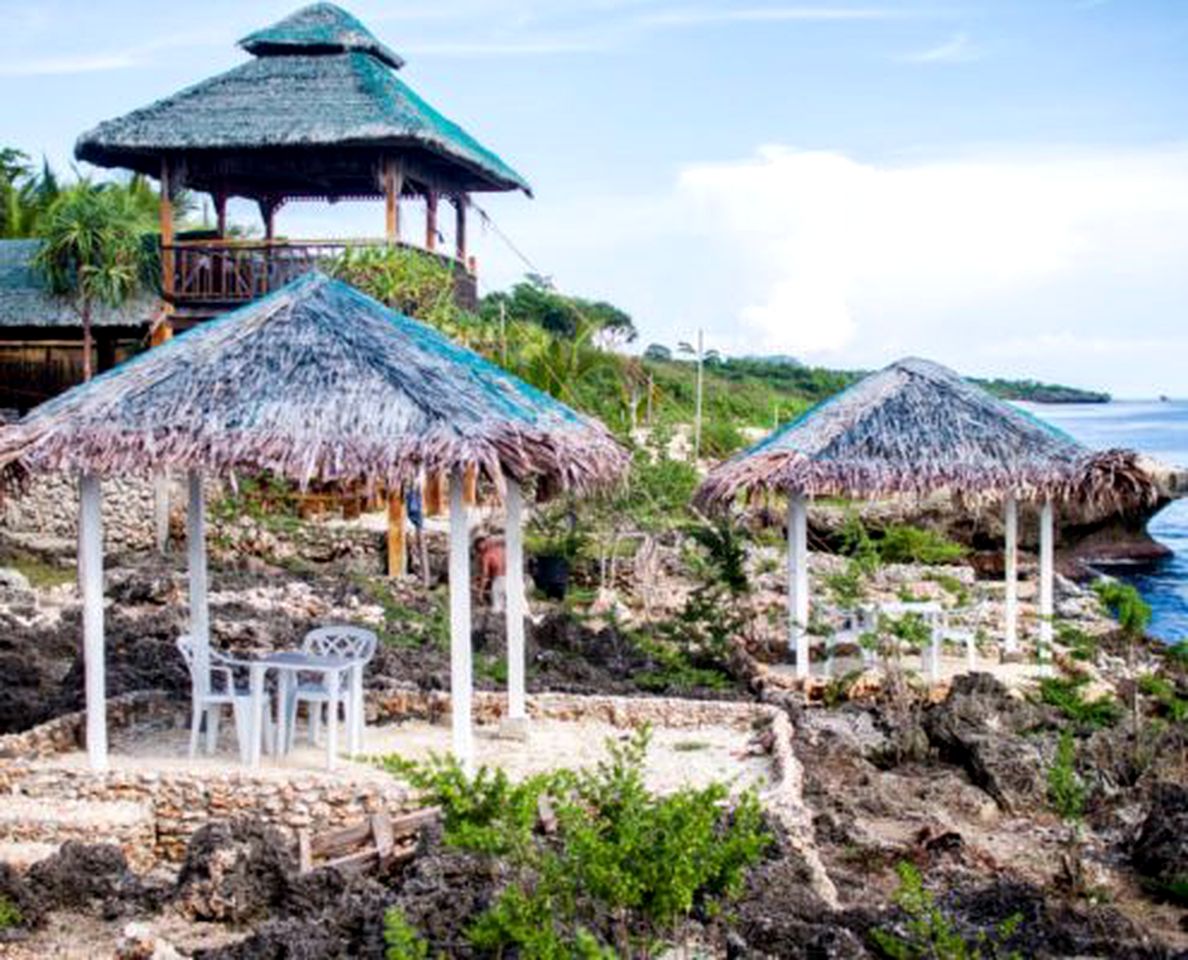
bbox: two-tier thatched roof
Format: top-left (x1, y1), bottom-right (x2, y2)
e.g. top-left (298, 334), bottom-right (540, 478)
top-left (74, 3), bottom-right (530, 199)
top-left (0, 273), bottom-right (626, 493)
top-left (698, 357), bottom-right (1154, 509)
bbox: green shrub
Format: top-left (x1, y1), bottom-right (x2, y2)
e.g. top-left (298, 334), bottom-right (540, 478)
top-left (383, 727), bottom-right (770, 957)
top-left (383, 908), bottom-right (430, 960)
top-left (877, 525), bottom-right (968, 566)
top-left (871, 862), bottom-right (1022, 959)
top-left (0, 895), bottom-right (22, 931)
top-left (698, 418), bottom-right (746, 459)
top-left (1093, 581), bottom-right (1152, 638)
top-left (1138, 673), bottom-right (1188, 723)
top-left (1036, 674), bottom-right (1121, 729)
top-left (1047, 731), bottom-right (1086, 823)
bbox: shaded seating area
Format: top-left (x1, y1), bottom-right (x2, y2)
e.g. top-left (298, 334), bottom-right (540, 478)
top-left (698, 357), bottom-right (1157, 680)
top-left (0, 272), bottom-right (627, 772)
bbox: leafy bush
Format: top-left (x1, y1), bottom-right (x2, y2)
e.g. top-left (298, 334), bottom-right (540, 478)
top-left (877, 525), bottom-right (968, 566)
top-left (332, 245), bottom-right (460, 331)
top-left (382, 727), bottom-right (770, 957)
top-left (1093, 580), bottom-right (1152, 638)
top-left (384, 908), bottom-right (430, 960)
top-left (0, 894), bottom-right (22, 931)
top-left (1138, 673), bottom-right (1188, 723)
top-left (871, 861), bottom-right (1022, 959)
top-left (698, 418), bottom-right (746, 459)
top-left (1047, 731), bottom-right (1086, 823)
top-left (1036, 674), bottom-right (1121, 730)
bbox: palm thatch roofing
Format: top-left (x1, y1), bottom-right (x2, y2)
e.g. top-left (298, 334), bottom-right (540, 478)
top-left (0, 240), bottom-right (156, 330)
top-left (74, 3), bottom-right (530, 199)
top-left (0, 272), bottom-right (626, 494)
top-left (697, 357), bottom-right (1155, 509)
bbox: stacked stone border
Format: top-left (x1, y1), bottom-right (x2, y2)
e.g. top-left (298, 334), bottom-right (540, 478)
top-left (0, 689), bottom-right (836, 904)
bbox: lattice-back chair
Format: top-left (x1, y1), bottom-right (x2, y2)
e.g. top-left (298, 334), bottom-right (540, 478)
top-left (177, 635), bottom-right (271, 763)
top-left (285, 626), bottom-right (378, 751)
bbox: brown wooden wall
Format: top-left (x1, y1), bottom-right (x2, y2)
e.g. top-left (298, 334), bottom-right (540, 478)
top-left (0, 337), bottom-right (141, 414)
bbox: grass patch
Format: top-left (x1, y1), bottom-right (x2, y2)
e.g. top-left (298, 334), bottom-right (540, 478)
top-left (1036, 674), bottom-right (1121, 729)
top-left (5, 553), bottom-right (74, 589)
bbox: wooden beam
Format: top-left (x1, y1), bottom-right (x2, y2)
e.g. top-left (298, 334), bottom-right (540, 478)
top-left (387, 492), bottom-right (407, 578)
top-left (80, 472), bottom-right (107, 771)
top-left (383, 159), bottom-right (402, 242)
top-left (160, 159), bottom-right (175, 299)
top-left (454, 194), bottom-right (468, 262)
top-left (425, 472), bottom-right (445, 516)
top-left (425, 190), bottom-right (438, 251)
top-left (463, 464), bottom-right (478, 506)
top-left (214, 189), bottom-right (228, 238)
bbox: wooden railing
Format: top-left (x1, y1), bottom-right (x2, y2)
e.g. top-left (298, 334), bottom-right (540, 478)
top-left (163, 239), bottom-right (477, 309)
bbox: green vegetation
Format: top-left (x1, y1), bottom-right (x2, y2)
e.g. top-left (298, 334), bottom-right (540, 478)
top-left (1138, 673), bottom-right (1188, 723)
top-left (871, 862), bottom-right (1022, 960)
top-left (1047, 731), bottom-right (1086, 823)
top-left (382, 727), bottom-right (770, 958)
top-left (1036, 674), bottom-right (1121, 730)
top-left (0, 894), bottom-right (22, 931)
top-left (1093, 581), bottom-right (1152, 640)
top-left (384, 908), bottom-right (430, 960)
top-left (354, 578), bottom-right (449, 650)
top-left (973, 378), bottom-right (1110, 405)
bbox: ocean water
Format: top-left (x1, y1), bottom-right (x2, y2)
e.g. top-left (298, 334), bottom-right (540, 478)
top-left (1020, 400), bottom-right (1188, 642)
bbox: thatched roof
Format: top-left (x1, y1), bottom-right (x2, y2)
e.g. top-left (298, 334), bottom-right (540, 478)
top-left (0, 240), bottom-right (156, 330)
top-left (75, 3), bottom-right (530, 198)
top-left (697, 357), bottom-right (1155, 509)
top-left (0, 273), bottom-right (626, 494)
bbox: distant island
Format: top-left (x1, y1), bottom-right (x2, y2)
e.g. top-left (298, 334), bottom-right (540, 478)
top-left (973, 378), bottom-right (1111, 404)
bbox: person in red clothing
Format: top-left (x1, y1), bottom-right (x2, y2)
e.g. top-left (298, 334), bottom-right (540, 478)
top-left (474, 534), bottom-right (507, 612)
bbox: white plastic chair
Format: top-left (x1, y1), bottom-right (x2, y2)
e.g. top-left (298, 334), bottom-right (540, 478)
top-left (284, 626), bottom-right (377, 751)
top-left (177, 636), bottom-right (271, 763)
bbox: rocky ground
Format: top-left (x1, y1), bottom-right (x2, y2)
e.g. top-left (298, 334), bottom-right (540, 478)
top-left (2, 507), bottom-right (1188, 957)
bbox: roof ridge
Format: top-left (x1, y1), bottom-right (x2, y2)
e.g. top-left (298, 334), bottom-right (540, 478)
top-left (239, 3), bottom-right (405, 70)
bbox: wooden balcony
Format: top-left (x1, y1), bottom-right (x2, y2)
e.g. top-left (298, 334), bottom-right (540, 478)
top-left (162, 239), bottom-right (478, 313)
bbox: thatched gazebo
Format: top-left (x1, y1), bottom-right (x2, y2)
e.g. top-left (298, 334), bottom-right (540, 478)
top-left (697, 357), bottom-right (1154, 678)
top-left (0, 273), bottom-right (627, 770)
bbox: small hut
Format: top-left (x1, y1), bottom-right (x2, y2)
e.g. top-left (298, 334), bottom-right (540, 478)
top-left (0, 272), bottom-right (628, 770)
top-left (697, 357), bottom-right (1154, 676)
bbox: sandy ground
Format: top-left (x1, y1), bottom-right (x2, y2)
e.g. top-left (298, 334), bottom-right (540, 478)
top-left (41, 712), bottom-right (773, 797)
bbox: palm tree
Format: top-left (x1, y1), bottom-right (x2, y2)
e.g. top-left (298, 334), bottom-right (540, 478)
top-left (34, 183), bottom-right (154, 380)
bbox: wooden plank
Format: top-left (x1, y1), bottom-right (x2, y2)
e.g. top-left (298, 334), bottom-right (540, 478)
top-left (388, 493), bottom-right (407, 578)
top-left (372, 812), bottom-right (395, 858)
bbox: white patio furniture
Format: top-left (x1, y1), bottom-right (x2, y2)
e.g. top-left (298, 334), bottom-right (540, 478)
top-left (824, 605), bottom-right (876, 678)
top-left (246, 651), bottom-right (357, 771)
top-left (877, 600), bottom-right (945, 681)
top-left (177, 635), bottom-right (272, 764)
top-left (284, 626), bottom-right (377, 754)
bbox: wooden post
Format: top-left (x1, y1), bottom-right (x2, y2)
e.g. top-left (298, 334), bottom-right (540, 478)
top-left (788, 494), bottom-right (810, 679)
top-left (425, 190), bottom-right (438, 252)
top-left (1004, 496), bottom-right (1018, 654)
top-left (388, 491), bottom-right (407, 578)
top-left (1039, 497), bottom-right (1054, 664)
top-left (384, 159), bottom-right (402, 243)
top-left (214, 190), bottom-right (228, 238)
top-left (160, 159), bottom-right (175, 300)
top-left (448, 470), bottom-right (473, 771)
top-left (454, 194), bottom-right (468, 262)
top-left (506, 483), bottom-right (527, 722)
top-left (463, 464), bottom-right (478, 507)
top-left (80, 472), bottom-right (107, 771)
top-left (425, 472), bottom-right (445, 516)
top-left (188, 471), bottom-right (210, 699)
top-left (259, 199), bottom-right (277, 241)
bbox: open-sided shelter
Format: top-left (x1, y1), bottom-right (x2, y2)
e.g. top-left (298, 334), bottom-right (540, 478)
top-left (0, 272), bottom-right (627, 770)
top-left (697, 357), bottom-right (1155, 676)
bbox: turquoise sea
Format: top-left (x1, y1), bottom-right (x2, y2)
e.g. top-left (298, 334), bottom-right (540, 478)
top-left (1021, 400), bottom-right (1188, 642)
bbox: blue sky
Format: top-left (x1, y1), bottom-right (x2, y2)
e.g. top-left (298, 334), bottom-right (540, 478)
top-left (2, 0), bottom-right (1187, 396)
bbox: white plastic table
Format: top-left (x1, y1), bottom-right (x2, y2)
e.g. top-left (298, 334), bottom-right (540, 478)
top-left (246, 652), bottom-right (357, 770)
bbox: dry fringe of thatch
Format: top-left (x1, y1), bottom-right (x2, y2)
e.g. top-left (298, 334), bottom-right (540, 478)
top-left (696, 358), bottom-right (1159, 512)
top-left (0, 273), bottom-right (628, 498)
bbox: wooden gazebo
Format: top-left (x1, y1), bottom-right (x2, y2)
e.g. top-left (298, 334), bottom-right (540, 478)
top-left (74, 2), bottom-right (530, 324)
top-left (698, 358), bottom-right (1156, 677)
top-left (0, 274), bottom-right (627, 772)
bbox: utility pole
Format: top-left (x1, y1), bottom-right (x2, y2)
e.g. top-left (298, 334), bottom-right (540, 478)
top-left (499, 301), bottom-right (508, 366)
top-left (693, 328), bottom-right (704, 463)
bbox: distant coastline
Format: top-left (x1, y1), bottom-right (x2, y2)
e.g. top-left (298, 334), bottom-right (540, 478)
top-left (975, 378), bottom-right (1111, 405)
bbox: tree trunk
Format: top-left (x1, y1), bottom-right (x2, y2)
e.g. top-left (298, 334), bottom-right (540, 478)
top-left (82, 299), bottom-right (94, 382)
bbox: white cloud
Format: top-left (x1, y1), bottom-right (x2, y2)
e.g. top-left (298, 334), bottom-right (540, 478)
top-left (898, 31), bottom-right (978, 63)
top-left (640, 6), bottom-right (906, 27)
top-left (0, 53), bottom-right (137, 77)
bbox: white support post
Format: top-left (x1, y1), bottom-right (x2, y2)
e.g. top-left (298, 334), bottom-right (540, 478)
top-left (153, 472), bottom-right (170, 554)
top-left (1004, 495), bottom-right (1019, 655)
top-left (80, 472), bottom-right (107, 771)
top-left (788, 494), bottom-right (810, 679)
top-left (448, 469), bottom-right (474, 771)
top-left (505, 482), bottom-right (527, 722)
top-left (1039, 497), bottom-right (1055, 664)
top-left (187, 472), bottom-right (210, 699)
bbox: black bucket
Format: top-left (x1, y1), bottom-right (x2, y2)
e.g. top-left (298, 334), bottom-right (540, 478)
top-left (532, 554), bottom-right (570, 600)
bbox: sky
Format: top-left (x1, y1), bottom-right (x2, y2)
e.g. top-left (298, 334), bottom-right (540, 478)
top-left (2, 0), bottom-right (1187, 397)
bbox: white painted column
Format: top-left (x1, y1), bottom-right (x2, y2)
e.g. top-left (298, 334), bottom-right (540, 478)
top-left (80, 472), bottom-right (107, 771)
top-left (1003, 495), bottom-right (1019, 655)
top-left (1039, 497), bottom-right (1055, 663)
top-left (153, 472), bottom-right (170, 554)
top-left (505, 482), bottom-right (527, 722)
top-left (788, 494), bottom-right (810, 679)
top-left (187, 472), bottom-right (210, 699)
top-left (448, 469), bottom-right (474, 771)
